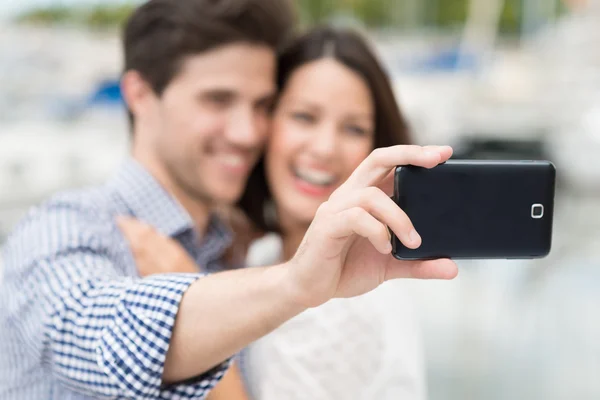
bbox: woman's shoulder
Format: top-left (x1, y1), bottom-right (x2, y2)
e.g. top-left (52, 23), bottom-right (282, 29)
top-left (246, 233), bottom-right (284, 267)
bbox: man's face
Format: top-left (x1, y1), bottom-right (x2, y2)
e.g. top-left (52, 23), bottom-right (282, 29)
top-left (131, 43), bottom-right (276, 207)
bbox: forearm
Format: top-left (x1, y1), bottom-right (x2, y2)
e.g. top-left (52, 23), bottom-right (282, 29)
top-left (163, 263), bottom-right (305, 383)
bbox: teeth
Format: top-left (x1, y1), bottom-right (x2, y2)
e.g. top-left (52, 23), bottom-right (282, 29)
top-left (221, 154), bottom-right (245, 168)
top-left (295, 167), bottom-right (336, 186)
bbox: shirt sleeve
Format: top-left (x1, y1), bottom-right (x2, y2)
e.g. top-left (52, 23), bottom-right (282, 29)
top-left (0, 202), bottom-right (230, 399)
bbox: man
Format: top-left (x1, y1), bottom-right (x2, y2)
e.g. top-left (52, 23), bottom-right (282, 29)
top-left (0, 0), bottom-right (458, 399)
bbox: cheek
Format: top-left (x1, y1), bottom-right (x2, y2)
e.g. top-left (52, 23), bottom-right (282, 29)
top-left (254, 113), bottom-right (271, 142)
top-left (266, 118), bottom-right (304, 166)
top-left (341, 139), bottom-right (373, 177)
top-left (162, 93), bottom-right (222, 139)
top-left (165, 111), bottom-right (225, 156)
top-left (265, 120), bottom-right (306, 190)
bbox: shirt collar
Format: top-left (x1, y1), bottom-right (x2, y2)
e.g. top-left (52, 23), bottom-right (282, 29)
top-left (106, 159), bottom-right (233, 260)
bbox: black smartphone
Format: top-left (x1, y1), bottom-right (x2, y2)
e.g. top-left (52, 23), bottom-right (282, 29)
top-left (392, 160), bottom-right (556, 260)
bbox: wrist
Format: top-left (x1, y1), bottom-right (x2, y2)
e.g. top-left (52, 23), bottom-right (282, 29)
top-left (262, 263), bottom-right (309, 320)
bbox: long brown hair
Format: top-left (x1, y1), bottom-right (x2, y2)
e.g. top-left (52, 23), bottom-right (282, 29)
top-left (238, 26), bottom-right (411, 232)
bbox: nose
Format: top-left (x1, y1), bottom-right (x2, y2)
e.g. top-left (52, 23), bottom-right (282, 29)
top-left (309, 122), bottom-right (337, 159)
top-left (224, 105), bottom-right (267, 148)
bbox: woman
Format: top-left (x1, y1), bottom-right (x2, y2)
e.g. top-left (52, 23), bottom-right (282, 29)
top-left (236, 26), bottom-right (426, 400)
top-left (121, 26), bottom-right (427, 399)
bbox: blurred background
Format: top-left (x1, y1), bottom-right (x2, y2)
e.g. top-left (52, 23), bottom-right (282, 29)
top-left (1, 0), bottom-right (600, 398)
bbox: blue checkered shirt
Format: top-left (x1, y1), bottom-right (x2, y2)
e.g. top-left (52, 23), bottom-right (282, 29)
top-left (0, 159), bottom-right (234, 399)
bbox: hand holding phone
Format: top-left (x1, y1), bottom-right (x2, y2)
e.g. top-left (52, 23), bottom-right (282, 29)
top-left (392, 160), bottom-right (556, 260)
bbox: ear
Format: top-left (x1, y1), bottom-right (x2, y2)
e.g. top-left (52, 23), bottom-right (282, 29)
top-left (121, 70), bottom-right (156, 122)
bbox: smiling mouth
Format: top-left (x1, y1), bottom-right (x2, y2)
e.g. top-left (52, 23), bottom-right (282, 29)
top-left (292, 166), bottom-right (337, 187)
top-left (215, 153), bottom-right (253, 176)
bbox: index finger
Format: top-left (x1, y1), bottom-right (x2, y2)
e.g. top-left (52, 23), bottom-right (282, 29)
top-left (335, 145), bottom-right (452, 195)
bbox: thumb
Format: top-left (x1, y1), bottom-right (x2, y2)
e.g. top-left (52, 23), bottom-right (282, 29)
top-left (377, 169), bottom-right (395, 197)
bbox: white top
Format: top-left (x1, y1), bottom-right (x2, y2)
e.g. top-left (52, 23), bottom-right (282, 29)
top-left (242, 234), bottom-right (427, 400)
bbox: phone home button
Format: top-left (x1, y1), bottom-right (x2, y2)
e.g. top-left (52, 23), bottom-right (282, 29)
top-left (531, 204), bottom-right (544, 219)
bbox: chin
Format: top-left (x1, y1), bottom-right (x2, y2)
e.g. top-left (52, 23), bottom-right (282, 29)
top-left (282, 198), bottom-right (321, 223)
top-left (211, 185), bottom-right (245, 206)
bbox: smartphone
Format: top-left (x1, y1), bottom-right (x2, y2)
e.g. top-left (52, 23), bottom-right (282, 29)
top-left (392, 160), bottom-right (556, 260)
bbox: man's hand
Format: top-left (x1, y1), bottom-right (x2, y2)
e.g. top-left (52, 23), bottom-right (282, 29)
top-left (284, 145), bottom-right (459, 308)
top-left (117, 216), bottom-right (198, 276)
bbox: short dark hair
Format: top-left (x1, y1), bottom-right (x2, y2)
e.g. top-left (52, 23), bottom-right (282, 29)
top-left (238, 26), bottom-right (412, 232)
top-left (122, 0), bottom-right (296, 126)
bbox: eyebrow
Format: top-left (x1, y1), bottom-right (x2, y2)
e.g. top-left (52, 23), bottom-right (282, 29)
top-left (344, 113), bottom-right (374, 123)
top-left (197, 88), bottom-right (236, 99)
top-left (282, 98), bottom-right (320, 110)
top-left (284, 97), bottom-right (373, 120)
top-left (196, 87), bottom-right (277, 106)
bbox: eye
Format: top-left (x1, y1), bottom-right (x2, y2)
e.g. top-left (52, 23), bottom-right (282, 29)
top-left (254, 95), bottom-right (276, 115)
top-left (344, 124), bottom-right (370, 137)
top-left (255, 101), bottom-right (273, 115)
top-left (210, 94), bottom-right (231, 105)
top-left (291, 111), bottom-right (316, 124)
top-left (202, 91), bottom-right (234, 108)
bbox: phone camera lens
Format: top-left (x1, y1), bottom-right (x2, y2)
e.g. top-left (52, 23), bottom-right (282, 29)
top-left (531, 204), bottom-right (544, 219)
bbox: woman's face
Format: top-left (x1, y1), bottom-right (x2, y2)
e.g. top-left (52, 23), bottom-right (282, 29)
top-left (266, 58), bottom-right (375, 227)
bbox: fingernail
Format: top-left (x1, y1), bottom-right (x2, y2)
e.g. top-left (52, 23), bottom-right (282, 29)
top-left (409, 229), bottom-right (421, 244)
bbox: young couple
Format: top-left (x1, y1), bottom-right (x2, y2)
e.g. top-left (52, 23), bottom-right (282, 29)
top-left (0, 0), bottom-right (457, 399)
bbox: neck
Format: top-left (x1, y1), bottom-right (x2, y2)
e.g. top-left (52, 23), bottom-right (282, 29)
top-left (132, 146), bottom-right (211, 235)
